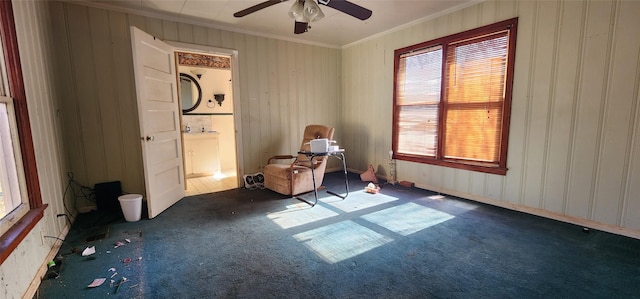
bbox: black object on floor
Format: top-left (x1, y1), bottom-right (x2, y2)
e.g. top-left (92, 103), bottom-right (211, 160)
top-left (94, 181), bottom-right (123, 213)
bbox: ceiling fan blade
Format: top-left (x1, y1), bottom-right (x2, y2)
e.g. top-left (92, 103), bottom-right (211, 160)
top-left (234, 0), bottom-right (288, 18)
top-left (294, 21), bottom-right (308, 34)
top-left (318, 0), bottom-right (372, 20)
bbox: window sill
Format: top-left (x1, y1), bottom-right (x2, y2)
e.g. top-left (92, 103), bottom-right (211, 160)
top-left (397, 155), bottom-right (507, 175)
top-left (0, 204), bottom-right (47, 265)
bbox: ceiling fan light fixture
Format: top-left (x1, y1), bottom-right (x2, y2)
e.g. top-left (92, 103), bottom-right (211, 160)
top-left (303, 0), bottom-right (324, 21)
top-left (288, 1), bottom-right (306, 22)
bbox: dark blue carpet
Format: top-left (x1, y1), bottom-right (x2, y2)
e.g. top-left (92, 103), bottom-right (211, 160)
top-left (37, 172), bottom-right (640, 298)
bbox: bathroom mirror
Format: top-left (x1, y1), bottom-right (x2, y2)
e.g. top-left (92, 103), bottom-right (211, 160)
top-left (180, 73), bottom-right (202, 113)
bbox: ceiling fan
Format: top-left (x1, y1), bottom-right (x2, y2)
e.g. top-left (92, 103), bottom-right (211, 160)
top-left (233, 0), bottom-right (372, 34)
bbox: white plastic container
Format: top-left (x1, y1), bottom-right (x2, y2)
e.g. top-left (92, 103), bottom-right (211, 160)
top-left (118, 194), bottom-right (142, 222)
top-left (310, 138), bottom-right (338, 153)
top-left (310, 138), bottom-right (328, 153)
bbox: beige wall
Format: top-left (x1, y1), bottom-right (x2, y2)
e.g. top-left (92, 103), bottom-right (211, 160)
top-left (49, 2), bottom-right (342, 209)
top-left (3, 1), bottom-right (341, 296)
top-left (0, 1), bottom-right (70, 298)
top-left (5, 0), bottom-right (640, 297)
top-left (341, 0), bottom-right (640, 237)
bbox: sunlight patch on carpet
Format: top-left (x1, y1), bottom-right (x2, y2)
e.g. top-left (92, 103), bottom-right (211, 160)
top-left (418, 195), bottom-right (479, 211)
top-left (442, 198), bottom-right (480, 211)
top-left (293, 220), bottom-right (393, 264)
top-left (267, 203), bottom-right (339, 229)
top-left (321, 190), bottom-right (398, 212)
top-left (361, 202), bottom-right (454, 236)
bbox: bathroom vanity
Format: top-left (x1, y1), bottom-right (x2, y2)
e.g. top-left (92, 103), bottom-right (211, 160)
top-left (183, 131), bottom-right (220, 178)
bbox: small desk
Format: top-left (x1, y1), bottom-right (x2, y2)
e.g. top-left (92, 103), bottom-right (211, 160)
top-left (296, 150), bottom-right (349, 207)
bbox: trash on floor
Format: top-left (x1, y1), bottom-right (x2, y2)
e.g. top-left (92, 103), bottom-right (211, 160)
top-left (81, 246), bottom-right (96, 256)
top-left (87, 278), bottom-right (106, 288)
top-left (114, 277), bottom-right (127, 294)
top-left (365, 182), bottom-right (380, 194)
top-left (398, 180), bottom-right (414, 188)
top-left (243, 172), bottom-right (265, 189)
top-left (360, 164), bottom-right (379, 184)
top-left (44, 256), bottom-right (63, 280)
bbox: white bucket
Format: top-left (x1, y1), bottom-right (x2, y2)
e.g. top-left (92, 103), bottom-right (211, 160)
top-left (118, 194), bottom-right (142, 222)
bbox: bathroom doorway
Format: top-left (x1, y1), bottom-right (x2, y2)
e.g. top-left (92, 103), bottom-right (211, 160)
top-left (171, 44), bottom-right (243, 196)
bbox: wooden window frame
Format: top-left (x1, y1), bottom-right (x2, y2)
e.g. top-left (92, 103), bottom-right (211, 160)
top-left (0, 0), bottom-right (47, 265)
top-left (392, 18), bottom-right (518, 175)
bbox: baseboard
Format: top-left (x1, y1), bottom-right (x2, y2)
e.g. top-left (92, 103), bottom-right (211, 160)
top-left (23, 222), bottom-right (71, 299)
top-left (414, 182), bottom-right (640, 240)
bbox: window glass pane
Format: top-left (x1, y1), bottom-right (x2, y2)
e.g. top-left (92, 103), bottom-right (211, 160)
top-left (397, 105), bottom-right (438, 156)
top-left (0, 102), bottom-right (20, 218)
top-left (0, 31), bottom-right (7, 97)
top-left (446, 33), bottom-right (507, 104)
top-left (444, 104), bottom-right (502, 162)
top-left (443, 33), bottom-right (508, 163)
top-left (397, 46), bottom-right (442, 105)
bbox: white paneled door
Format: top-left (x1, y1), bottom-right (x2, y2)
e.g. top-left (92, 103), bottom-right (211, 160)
top-left (130, 26), bottom-right (185, 218)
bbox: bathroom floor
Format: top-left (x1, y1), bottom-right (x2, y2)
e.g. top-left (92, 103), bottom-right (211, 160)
top-left (185, 170), bottom-right (238, 196)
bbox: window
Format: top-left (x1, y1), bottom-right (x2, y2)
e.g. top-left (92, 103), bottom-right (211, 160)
top-left (392, 18), bottom-right (518, 175)
top-left (0, 95), bottom-right (24, 219)
top-left (0, 0), bottom-right (46, 265)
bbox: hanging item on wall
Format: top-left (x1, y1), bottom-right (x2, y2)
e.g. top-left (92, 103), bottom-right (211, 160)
top-left (214, 94), bottom-right (225, 106)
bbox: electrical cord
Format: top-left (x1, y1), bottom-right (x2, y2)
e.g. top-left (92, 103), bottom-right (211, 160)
top-left (43, 235), bottom-right (65, 242)
top-left (67, 172), bottom-right (95, 202)
top-left (60, 172), bottom-right (94, 224)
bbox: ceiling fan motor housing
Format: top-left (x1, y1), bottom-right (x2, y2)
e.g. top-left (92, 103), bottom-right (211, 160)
top-left (234, 0), bottom-right (372, 34)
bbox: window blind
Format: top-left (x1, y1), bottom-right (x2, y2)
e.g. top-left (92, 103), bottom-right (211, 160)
top-left (443, 32), bottom-right (508, 163)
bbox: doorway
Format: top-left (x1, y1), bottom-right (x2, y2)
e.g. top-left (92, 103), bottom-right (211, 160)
top-left (171, 44), bottom-right (243, 196)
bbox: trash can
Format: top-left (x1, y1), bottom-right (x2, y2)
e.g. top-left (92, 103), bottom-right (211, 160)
top-left (118, 194), bottom-right (142, 222)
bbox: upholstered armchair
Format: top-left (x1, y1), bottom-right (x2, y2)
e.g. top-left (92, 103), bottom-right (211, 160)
top-left (263, 125), bottom-right (335, 196)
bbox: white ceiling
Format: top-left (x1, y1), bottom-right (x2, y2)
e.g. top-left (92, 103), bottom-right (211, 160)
top-left (75, 0), bottom-right (479, 47)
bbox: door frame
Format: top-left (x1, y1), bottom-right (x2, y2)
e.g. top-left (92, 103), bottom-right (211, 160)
top-left (167, 41), bottom-right (244, 188)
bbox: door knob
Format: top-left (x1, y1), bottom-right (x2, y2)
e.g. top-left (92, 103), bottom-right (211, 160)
top-left (143, 136), bottom-right (155, 141)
